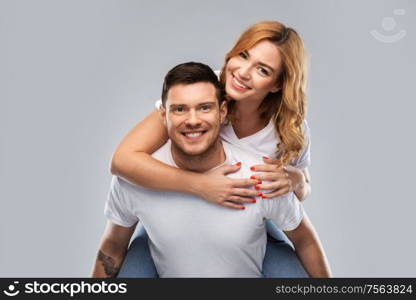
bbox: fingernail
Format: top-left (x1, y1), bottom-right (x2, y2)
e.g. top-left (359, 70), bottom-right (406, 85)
top-left (257, 192), bottom-right (263, 197)
top-left (250, 166), bottom-right (255, 171)
top-left (262, 195), bottom-right (267, 199)
top-left (250, 175), bottom-right (256, 179)
top-left (257, 180), bottom-right (262, 184)
top-left (251, 199), bottom-right (256, 203)
top-left (240, 206), bottom-right (245, 210)
top-left (263, 156), bottom-right (269, 160)
top-left (236, 162), bottom-right (241, 166)
top-left (255, 185), bottom-right (260, 190)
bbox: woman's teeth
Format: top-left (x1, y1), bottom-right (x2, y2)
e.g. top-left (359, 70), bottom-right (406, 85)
top-left (233, 77), bottom-right (249, 89)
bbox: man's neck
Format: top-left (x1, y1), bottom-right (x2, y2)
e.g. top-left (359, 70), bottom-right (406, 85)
top-left (171, 140), bottom-right (226, 173)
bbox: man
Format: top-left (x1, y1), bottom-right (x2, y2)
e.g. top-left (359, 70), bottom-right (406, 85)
top-left (91, 62), bottom-right (331, 277)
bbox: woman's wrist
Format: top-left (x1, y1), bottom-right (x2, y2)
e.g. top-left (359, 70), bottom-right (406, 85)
top-left (286, 166), bottom-right (306, 193)
top-left (185, 172), bottom-right (205, 197)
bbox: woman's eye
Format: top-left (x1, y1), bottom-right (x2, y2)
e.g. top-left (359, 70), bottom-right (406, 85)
top-left (258, 67), bottom-right (269, 76)
top-left (238, 52), bottom-right (248, 59)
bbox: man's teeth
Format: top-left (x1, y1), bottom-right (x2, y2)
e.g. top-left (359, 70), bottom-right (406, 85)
top-left (185, 132), bottom-right (203, 138)
top-left (233, 77), bottom-right (248, 89)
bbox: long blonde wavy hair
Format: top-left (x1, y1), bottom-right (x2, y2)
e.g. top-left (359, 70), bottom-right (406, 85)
top-left (219, 21), bottom-right (308, 165)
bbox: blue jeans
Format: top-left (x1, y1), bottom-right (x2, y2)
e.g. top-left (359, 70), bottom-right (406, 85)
top-left (117, 220), bottom-right (308, 278)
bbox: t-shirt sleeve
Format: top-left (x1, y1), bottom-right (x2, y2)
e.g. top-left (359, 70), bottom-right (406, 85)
top-left (155, 99), bottom-right (162, 110)
top-left (104, 176), bottom-right (139, 227)
top-left (291, 120), bottom-right (311, 169)
top-left (263, 192), bottom-right (304, 231)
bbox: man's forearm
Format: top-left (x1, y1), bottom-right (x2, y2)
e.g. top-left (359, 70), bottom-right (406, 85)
top-left (295, 240), bottom-right (332, 278)
top-left (91, 243), bottom-right (127, 278)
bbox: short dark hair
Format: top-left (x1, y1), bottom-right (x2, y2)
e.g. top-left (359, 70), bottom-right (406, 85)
top-left (161, 62), bottom-right (224, 107)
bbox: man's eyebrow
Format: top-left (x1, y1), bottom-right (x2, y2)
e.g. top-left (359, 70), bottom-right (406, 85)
top-left (169, 104), bottom-right (187, 108)
top-left (169, 100), bottom-right (216, 107)
top-left (198, 100), bottom-right (217, 105)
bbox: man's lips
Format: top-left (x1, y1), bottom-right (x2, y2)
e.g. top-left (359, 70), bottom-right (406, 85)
top-left (181, 130), bottom-right (207, 139)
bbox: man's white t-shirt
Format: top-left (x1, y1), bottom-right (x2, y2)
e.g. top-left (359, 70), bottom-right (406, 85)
top-left (105, 141), bottom-right (304, 278)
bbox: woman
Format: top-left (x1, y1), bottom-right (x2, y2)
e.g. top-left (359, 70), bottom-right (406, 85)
top-left (112, 21), bottom-right (311, 277)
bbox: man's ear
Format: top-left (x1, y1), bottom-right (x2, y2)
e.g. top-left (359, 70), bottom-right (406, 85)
top-left (158, 105), bottom-right (167, 126)
top-left (219, 101), bottom-right (228, 123)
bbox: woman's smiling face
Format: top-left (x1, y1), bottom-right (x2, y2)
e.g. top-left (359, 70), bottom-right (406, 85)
top-left (225, 39), bottom-right (283, 103)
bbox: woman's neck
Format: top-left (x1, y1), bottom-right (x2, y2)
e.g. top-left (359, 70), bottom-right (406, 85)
top-left (232, 100), bottom-right (269, 139)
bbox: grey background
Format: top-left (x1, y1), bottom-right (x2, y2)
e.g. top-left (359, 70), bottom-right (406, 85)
top-left (1, 0), bottom-right (415, 277)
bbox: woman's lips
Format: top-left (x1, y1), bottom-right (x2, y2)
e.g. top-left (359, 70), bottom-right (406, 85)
top-left (231, 75), bottom-right (251, 92)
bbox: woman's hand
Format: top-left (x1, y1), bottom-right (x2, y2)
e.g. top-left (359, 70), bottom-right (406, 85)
top-left (194, 163), bottom-right (259, 210)
top-left (249, 157), bottom-right (307, 199)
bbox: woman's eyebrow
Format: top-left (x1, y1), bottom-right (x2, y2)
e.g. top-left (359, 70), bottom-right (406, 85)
top-left (258, 62), bottom-right (275, 72)
top-left (245, 49), bottom-right (276, 72)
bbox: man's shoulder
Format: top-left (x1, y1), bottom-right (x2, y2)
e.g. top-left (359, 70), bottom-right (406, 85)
top-left (110, 176), bottom-right (141, 198)
top-left (110, 175), bottom-right (161, 201)
top-left (110, 141), bottom-right (175, 201)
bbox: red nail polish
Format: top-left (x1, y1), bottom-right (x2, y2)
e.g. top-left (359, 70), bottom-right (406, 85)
top-left (257, 180), bottom-right (262, 184)
top-left (250, 175), bottom-right (256, 179)
top-left (262, 195), bottom-right (267, 199)
top-left (255, 185), bottom-right (260, 190)
top-left (240, 206), bottom-right (245, 210)
top-left (236, 162), bottom-right (241, 166)
top-left (251, 199), bottom-right (256, 203)
top-left (250, 166), bottom-right (255, 171)
top-left (257, 192), bottom-right (263, 197)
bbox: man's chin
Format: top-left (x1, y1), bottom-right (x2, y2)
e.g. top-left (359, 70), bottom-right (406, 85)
top-left (179, 146), bottom-right (208, 156)
top-left (171, 136), bottom-right (217, 157)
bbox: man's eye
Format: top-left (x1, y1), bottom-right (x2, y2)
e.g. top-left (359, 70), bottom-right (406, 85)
top-left (173, 107), bottom-right (185, 113)
top-left (200, 105), bottom-right (211, 111)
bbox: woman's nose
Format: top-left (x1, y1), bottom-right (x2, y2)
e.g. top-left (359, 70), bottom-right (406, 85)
top-left (237, 64), bottom-right (250, 81)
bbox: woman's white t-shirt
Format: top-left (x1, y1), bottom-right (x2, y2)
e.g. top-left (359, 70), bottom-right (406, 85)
top-left (220, 119), bottom-right (311, 169)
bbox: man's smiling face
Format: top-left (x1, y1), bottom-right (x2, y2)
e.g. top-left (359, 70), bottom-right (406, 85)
top-left (162, 81), bottom-right (226, 156)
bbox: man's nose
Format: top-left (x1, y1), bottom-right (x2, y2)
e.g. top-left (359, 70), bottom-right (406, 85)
top-left (185, 110), bottom-right (202, 127)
